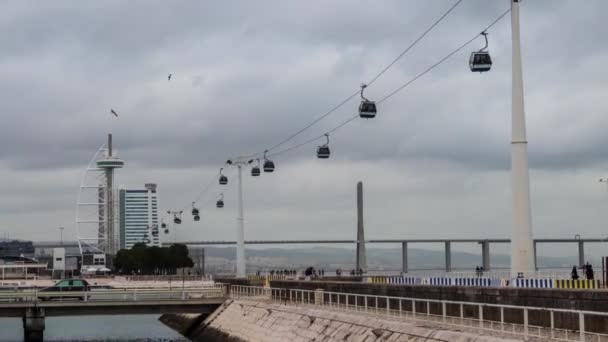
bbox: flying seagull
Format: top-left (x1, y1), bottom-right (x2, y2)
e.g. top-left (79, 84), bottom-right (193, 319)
top-left (168, 73), bottom-right (172, 81)
top-left (110, 109), bottom-right (118, 117)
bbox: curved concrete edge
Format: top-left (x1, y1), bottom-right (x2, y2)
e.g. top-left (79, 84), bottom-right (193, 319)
top-left (161, 299), bottom-right (523, 342)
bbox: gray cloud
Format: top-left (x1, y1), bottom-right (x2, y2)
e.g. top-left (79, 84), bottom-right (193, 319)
top-left (1, 1), bottom-right (607, 256)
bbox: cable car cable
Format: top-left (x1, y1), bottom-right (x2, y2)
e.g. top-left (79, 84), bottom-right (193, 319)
top-left (366, 0), bottom-right (464, 87)
top-left (236, 0), bottom-right (465, 159)
top-left (378, 7), bottom-right (510, 104)
top-left (175, 6), bottom-right (511, 209)
top-left (268, 7), bottom-right (511, 158)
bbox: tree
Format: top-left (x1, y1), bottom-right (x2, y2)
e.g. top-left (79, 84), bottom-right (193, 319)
top-left (113, 243), bottom-right (194, 275)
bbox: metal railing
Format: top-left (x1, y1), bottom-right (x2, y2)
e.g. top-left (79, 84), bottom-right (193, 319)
top-left (118, 275), bottom-right (214, 282)
top-left (0, 286), bottom-right (226, 303)
top-left (229, 285), bottom-right (608, 342)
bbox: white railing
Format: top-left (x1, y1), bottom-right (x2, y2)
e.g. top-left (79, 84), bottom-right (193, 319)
top-left (230, 285), bottom-right (608, 342)
top-left (0, 286), bottom-right (226, 303)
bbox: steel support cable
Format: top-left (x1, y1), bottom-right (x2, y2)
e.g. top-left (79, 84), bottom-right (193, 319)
top-left (237, 0), bottom-right (465, 159)
top-left (178, 7), bottom-right (510, 208)
top-left (268, 8), bottom-right (511, 158)
top-left (178, 169), bottom-right (221, 212)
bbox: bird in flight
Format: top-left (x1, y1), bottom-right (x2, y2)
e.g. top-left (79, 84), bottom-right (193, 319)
top-left (110, 109), bottom-right (118, 117)
top-left (168, 73), bottom-right (172, 81)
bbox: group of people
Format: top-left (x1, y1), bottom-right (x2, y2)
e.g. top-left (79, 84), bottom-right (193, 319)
top-left (474, 265), bottom-right (485, 278)
top-left (255, 269), bottom-right (298, 276)
top-left (571, 262), bottom-right (594, 280)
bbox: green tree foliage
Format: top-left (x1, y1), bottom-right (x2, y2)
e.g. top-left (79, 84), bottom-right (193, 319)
top-left (114, 243), bottom-right (194, 275)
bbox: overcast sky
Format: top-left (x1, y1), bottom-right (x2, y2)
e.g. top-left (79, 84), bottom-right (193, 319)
top-left (1, 1), bottom-right (607, 258)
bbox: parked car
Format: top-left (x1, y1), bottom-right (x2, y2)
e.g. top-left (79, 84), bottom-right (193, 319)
top-left (39, 279), bottom-right (91, 300)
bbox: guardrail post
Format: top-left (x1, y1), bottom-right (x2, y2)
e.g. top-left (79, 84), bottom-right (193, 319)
top-left (479, 305), bottom-right (483, 329)
top-left (412, 300), bottom-right (416, 319)
top-left (314, 289), bottom-right (323, 305)
top-left (500, 306), bottom-right (504, 331)
top-left (365, 296), bottom-right (368, 312)
top-left (579, 312), bottom-right (585, 342)
top-left (550, 310), bottom-right (554, 339)
top-left (399, 299), bottom-right (402, 317)
top-left (426, 301), bottom-right (430, 316)
top-left (460, 303), bottom-right (464, 321)
top-left (134, 289), bottom-right (137, 301)
top-left (386, 296), bottom-right (390, 316)
top-left (523, 308), bottom-right (529, 336)
top-left (442, 301), bottom-right (446, 322)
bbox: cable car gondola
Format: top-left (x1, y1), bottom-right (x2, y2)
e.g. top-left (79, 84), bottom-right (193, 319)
top-left (250, 159), bottom-right (261, 176)
top-left (192, 202), bottom-right (200, 216)
top-left (216, 193), bottom-right (224, 208)
top-left (316, 134), bottom-right (331, 159)
top-left (164, 229), bottom-right (169, 234)
top-left (263, 150), bottom-right (275, 173)
top-left (358, 84), bottom-right (377, 119)
top-left (469, 31), bottom-right (492, 72)
top-left (219, 168), bottom-right (228, 185)
top-left (171, 211), bottom-right (182, 224)
top-left (161, 221), bottom-right (167, 229)
top-left (192, 203), bottom-right (201, 221)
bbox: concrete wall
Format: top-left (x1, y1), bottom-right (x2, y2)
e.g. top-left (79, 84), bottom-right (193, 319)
top-left (271, 280), bottom-right (608, 333)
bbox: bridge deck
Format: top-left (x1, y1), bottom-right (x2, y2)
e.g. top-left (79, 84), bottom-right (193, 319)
top-left (0, 287), bottom-right (226, 317)
top-left (0, 298), bottom-right (225, 317)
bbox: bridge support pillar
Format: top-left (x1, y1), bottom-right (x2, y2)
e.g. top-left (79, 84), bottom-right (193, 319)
top-left (533, 241), bottom-right (538, 271)
top-left (578, 241), bottom-right (585, 268)
top-left (444, 241), bottom-right (452, 273)
top-left (401, 242), bottom-right (408, 274)
top-left (22, 307), bottom-right (45, 342)
top-left (481, 241), bottom-right (491, 271)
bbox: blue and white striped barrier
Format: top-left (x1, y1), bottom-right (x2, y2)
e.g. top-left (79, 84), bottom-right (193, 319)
top-left (388, 276), bottom-right (422, 285)
top-left (513, 278), bottom-right (553, 288)
top-left (427, 278), bottom-right (453, 286)
top-left (452, 278), bottom-right (500, 287)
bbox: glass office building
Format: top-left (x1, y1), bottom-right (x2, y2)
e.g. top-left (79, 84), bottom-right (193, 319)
top-left (119, 183), bottom-right (160, 249)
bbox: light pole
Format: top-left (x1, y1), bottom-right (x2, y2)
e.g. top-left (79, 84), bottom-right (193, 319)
top-left (59, 227), bottom-right (64, 246)
top-left (225, 158), bottom-right (252, 278)
top-left (510, 0), bottom-right (535, 277)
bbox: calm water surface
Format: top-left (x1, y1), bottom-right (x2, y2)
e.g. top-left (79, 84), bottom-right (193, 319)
top-left (0, 315), bottom-right (188, 342)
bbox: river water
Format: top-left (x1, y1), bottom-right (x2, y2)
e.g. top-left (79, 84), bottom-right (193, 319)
top-left (0, 315), bottom-right (187, 341)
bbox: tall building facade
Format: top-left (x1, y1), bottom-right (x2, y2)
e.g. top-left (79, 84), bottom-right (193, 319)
top-left (119, 183), bottom-right (160, 249)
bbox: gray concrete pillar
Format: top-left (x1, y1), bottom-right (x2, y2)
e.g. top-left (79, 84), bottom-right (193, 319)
top-left (578, 241), bottom-right (585, 268)
top-left (481, 241), bottom-right (491, 271)
top-left (533, 241), bottom-right (538, 271)
top-left (444, 241), bottom-right (452, 273)
top-left (355, 182), bottom-right (367, 272)
top-left (22, 307), bottom-right (45, 342)
top-left (401, 242), bottom-right (408, 274)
